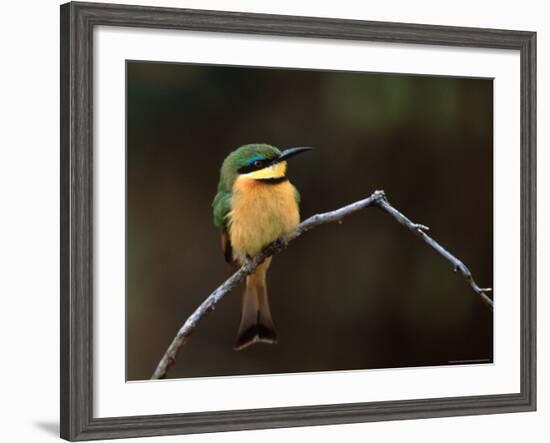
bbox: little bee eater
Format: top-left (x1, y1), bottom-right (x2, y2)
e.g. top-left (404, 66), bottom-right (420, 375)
top-left (212, 143), bottom-right (312, 350)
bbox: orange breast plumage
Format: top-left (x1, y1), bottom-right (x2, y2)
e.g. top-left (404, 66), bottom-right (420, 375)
top-left (228, 176), bottom-right (300, 262)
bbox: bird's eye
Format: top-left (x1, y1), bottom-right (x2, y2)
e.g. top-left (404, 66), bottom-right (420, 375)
top-left (253, 160), bottom-right (263, 168)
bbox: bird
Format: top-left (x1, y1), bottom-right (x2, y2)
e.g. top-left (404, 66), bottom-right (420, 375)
top-left (212, 143), bottom-right (312, 350)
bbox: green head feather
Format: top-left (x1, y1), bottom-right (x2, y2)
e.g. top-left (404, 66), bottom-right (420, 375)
top-left (212, 144), bottom-right (281, 228)
top-left (217, 144), bottom-right (281, 191)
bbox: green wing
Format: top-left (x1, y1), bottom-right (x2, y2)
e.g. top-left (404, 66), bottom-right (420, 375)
top-left (212, 190), bottom-right (233, 262)
top-left (212, 191), bottom-right (232, 229)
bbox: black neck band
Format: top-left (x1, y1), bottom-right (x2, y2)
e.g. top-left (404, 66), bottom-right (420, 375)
top-left (256, 177), bottom-right (288, 184)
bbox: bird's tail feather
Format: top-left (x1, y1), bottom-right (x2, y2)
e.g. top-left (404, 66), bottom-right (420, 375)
top-left (234, 259), bottom-right (277, 350)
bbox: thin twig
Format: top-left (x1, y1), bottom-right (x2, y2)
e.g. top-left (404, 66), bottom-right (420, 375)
top-left (376, 198), bottom-right (494, 308)
top-left (151, 190), bottom-right (492, 380)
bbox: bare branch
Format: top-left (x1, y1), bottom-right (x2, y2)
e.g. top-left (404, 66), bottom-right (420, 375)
top-left (376, 197), bottom-right (494, 308)
top-left (151, 190), bottom-right (492, 380)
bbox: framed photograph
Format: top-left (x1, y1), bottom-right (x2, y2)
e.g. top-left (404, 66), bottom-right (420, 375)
top-left (60, 1), bottom-right (536, 440)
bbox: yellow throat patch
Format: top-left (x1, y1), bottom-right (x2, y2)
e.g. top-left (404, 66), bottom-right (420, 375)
top-left (242, 161), bottom-right (287, 180)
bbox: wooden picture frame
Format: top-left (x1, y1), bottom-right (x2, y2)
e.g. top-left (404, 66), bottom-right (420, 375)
top-left (60, 1), bottom-right (536, 440)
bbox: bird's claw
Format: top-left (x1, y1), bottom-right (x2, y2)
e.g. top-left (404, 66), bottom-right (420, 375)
top-left (273, 237), bottom-right (289, 250)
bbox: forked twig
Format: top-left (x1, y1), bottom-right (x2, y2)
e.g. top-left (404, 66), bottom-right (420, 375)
top-left (151, 190), bottom-right (492, 380)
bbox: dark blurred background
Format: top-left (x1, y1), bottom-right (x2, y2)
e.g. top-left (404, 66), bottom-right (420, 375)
top-left (126, 61), bottom-right (493, 381)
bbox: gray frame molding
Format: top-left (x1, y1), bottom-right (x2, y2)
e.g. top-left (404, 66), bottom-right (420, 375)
top-left (60, 2), bottom-right (536, 441)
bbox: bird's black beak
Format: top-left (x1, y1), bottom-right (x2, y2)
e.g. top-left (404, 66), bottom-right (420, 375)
top-left (277, 147), bottom-right (314, 162)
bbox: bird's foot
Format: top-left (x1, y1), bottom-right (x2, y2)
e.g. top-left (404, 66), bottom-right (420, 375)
top-left (272, 236), bottom-right (289, 251)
